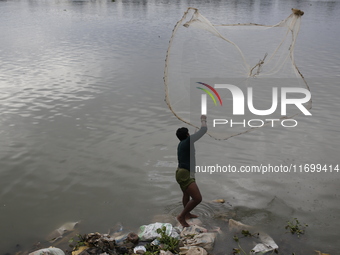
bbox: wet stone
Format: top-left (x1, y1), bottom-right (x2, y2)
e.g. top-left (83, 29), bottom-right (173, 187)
top-left (126, 232), bottom-right (139, 244)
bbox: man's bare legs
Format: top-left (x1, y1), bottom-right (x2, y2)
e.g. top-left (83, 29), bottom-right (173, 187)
top-left (182, 190), bottom-right (199, 219)
top-left (177, 182), bottom-right (202, 227)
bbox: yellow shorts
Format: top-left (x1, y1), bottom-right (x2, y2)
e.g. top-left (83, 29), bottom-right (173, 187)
top-left (176, 168), bottom-right (195, 192)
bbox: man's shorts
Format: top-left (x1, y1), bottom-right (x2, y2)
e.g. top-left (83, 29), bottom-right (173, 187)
top-left (176, 168), bottom-right (195, 192)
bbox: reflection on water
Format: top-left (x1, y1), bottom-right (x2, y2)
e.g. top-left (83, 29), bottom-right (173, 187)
top-left (0, 0), bottom-right (339, 254)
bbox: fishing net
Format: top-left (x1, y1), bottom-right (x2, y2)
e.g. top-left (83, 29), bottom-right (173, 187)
top-left (164, 8), bottom-right (311, 140)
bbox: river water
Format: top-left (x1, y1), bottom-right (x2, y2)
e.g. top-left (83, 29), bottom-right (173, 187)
top-left (0, 0), bottom-right (339, 254)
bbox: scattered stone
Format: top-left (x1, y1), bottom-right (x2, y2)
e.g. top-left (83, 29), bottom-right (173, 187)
top-left (126, 232), bottom-right (139, 244)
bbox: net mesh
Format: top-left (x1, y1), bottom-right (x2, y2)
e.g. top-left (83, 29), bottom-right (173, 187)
top-left (164, 7), bottom-right (311, 140)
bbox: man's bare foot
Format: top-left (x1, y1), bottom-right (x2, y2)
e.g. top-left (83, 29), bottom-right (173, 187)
top-left (177, 215), bottom-right (190, 227)
top-left (186, 213), bottom-right (198, 219)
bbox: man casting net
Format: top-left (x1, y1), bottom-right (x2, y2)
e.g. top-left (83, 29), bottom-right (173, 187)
top-left (164, 8), bottom-right (311, 140)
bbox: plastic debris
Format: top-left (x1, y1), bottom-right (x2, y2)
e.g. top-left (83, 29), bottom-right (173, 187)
top-left (151, 239), bottom-right (160, 246)
top-left (107, 223), bottom-right (138, 245)
top-left (138, 222), bottom-right (180, 241)
top-left (228, 219), bottom-right (252, 231)
top-left (47, 221), bottom-right (79, 243)
top-left (251, 232), bottom-right (278, 254)
top-left (180, 225), bottom-right (208, 236)
top-left (85, 232), bottom-right (116, 251)
top-left (179, 246), bottom-right (207, 255)
top-left (133, 246), bottom-right (146, 254)
top-left (228, 219), bottom-right (278, 254)
top-left (180, 225), bottom-right (216, 251)
top-left (113, 233), bottom-right (129, 244)
top-left (108, 222), bottom-right (123, 236)
top-left (29, 247), bottom-right (65, 255)
top-left (72, 231), bottom-right (137, 255)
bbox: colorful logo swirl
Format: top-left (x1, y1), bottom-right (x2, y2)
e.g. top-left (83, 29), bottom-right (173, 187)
top-left (196, 82), bottom-right (223, 106)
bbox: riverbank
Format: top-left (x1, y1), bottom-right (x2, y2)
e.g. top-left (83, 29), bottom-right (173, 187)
top-left (11, 212), bottom-right (327, 255)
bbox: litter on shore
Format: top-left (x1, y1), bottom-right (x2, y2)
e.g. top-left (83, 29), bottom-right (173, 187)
top-left (23, 217), bottom-right (283, 255)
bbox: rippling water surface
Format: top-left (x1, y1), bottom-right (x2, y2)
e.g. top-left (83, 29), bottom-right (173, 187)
top-left (0, 0), bottom-right (339, 254)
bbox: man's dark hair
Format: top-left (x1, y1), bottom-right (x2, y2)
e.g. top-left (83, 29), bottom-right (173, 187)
top-left (176, 127), bottom-right (189, 141)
